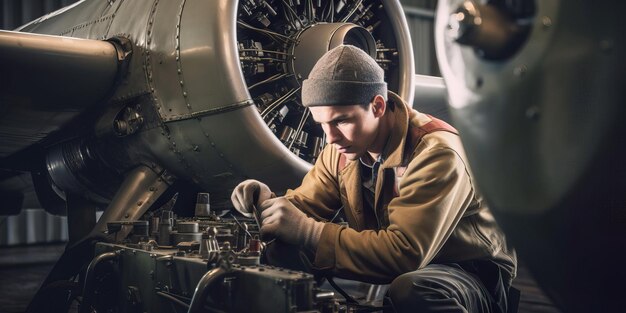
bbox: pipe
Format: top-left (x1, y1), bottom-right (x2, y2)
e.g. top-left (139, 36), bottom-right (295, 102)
top-left (187, 267), bottom-right (228, 313)
top-left (79, 251), bottom-right (119, 313)
top-left (0, 30), bottom-right (120, 110)
top-left (88, 165), bottom-right (172, 241)
top-left (156, 291), bottom-right (190, 309)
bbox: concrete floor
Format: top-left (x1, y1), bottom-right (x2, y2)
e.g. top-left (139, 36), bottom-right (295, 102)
top-left (0, 243), bottom-right (559, 313)
top-left (0, 244), bottom-right (66, 313)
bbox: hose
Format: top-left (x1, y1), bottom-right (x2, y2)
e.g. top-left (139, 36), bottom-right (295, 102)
top-left (187, 267), bottom-right (228, 313)
top-left (79, 251), bottom-right (119, 313)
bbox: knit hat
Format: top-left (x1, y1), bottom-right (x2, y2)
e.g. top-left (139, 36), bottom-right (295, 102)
top-left (301, 45), bottom-right (387, 107)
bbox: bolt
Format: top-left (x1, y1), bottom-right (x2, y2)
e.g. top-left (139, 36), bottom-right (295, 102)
top-left (542, 16), bottom-right (552, 28)
top-left (513, 65), bottom-right (527, 77)
top-left (137, 201), bottom-right (143, 206)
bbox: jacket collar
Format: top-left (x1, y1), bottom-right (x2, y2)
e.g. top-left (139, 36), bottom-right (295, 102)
top-left (379, 91), bottom-right (411, 169)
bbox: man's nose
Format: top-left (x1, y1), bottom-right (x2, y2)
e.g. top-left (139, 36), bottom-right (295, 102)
top-left (323, 125), bottom-right (341, 144)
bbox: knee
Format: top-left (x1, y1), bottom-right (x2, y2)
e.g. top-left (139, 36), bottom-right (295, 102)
top-left (388, 272), bottom-right (416, 305)
top-left (388, 270), bottom-right (452, 313)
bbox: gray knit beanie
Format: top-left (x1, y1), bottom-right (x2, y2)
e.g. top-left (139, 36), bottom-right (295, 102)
top-left (301, 45), bottom-right (387, 107)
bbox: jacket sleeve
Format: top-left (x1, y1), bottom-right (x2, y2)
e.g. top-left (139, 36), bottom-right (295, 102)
top-left (284, 145), bottom-right (343, 221)
top-left (313, 146), bottom-right (475, 283)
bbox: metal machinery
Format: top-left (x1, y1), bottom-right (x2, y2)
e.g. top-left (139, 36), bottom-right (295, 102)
top-left (75, 195), bottom-right (350, 313)
top-left (435, 0), bottom-right (626, 311)
top-left (31, 192), bottom-right (391, 312)
top-left (0, 0), bottom-right (416, 311)
top-left (1, 0), bottom-right (413, 229)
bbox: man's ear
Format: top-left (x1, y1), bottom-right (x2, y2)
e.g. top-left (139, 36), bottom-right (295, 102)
top-left (371, 95), bottom-right (386, 118)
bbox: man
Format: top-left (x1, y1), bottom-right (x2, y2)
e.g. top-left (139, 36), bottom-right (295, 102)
top-left (232, 45), bottom-right (517, 312)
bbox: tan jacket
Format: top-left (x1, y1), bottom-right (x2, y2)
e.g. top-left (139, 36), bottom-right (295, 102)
top-left (285, 92), bottom-right (516, 284)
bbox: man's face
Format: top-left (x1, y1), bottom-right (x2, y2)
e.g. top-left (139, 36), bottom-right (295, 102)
top-left (309, 103), bottom-right (380, 161)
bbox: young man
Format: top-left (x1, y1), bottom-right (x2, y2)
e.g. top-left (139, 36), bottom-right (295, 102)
top-left (232, 45), bottom-right (517, 312)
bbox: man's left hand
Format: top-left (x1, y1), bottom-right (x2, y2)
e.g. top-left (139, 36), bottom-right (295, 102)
top-left (259, 197), bottom-right (324, 249)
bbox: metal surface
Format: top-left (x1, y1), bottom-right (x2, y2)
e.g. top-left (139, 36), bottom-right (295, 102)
top-left (187, 267), bottom-right (227, 313)
top-left (445, 0), bottom-right (530, 60)
top-left (1, 2), bottom-right (415, 309)
top-left (1, 0), bottom-right (416, 211)
top-left (0, 30), bottom-right (119, 158)
top-left (436, 0), bottom-right (622, 216)
top-left (412, 74), bottom-right (449, 123)
top-left (92, 237), bottom-right (323, 313)
top-left (436, 0), bottom-right (626, 311)
top-left (80, 251), bottom-right (119, 313)
top-left (89, 165), bottom-right (172, 240)
top-left (288, 23), bottom-right (377, 82)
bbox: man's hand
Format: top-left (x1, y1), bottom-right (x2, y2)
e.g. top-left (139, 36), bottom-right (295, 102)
top-left (231, 179), bottom-right (273, 218)
top-left (259, 197), bottom-right (324, 249)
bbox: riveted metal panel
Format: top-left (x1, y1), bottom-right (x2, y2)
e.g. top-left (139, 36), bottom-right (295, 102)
top-left (17, 0), bottom-right (121, 38)
top-left (177, 0), bottom-right (252, 115)
top-left (105, 0), bottom-right (156, 101)
top-left (145, 0), bottom-right (191, 121)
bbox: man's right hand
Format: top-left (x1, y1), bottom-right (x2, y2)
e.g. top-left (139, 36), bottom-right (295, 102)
top-left (230, 179), bottom-right (273, 218)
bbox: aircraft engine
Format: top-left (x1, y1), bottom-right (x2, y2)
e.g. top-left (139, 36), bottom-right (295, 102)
top-left (1, 0), bottom-right (414, 230)
top-left (435, 0), bottom-right (625, 310)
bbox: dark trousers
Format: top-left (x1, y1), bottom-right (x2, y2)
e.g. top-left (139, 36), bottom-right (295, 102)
top-left (385, 261), bottom-right (511, 313)
top-left (265, 242), bottom-right (512, 313)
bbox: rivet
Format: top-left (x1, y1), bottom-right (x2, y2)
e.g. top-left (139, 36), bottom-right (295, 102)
top-left (541, 16), bottom-right (552, 28)
top-left (513, 65), bottom-right (527, 77)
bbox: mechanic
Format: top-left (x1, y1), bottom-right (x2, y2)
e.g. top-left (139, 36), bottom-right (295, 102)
top-left (232, 45), bottom-right (517, 313)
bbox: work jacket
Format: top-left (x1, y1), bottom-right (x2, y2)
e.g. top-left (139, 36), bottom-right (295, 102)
top-left (285, 92), bottom-right (516, 284)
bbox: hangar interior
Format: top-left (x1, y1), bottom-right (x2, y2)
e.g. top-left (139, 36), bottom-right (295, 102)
top-left (3, 0), bottom-right (622, 312)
